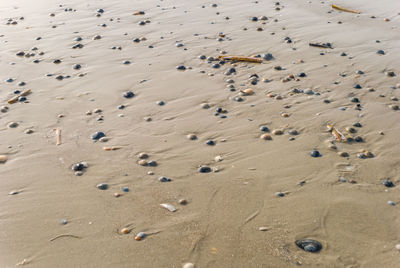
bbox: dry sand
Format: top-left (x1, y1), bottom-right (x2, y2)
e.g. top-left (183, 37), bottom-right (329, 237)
top-left (1, 0), bottom-right (400, 267)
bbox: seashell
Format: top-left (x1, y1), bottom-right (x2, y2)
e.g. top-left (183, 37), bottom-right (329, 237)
top-left (160, 203), bottom-right (176, 212)
top-left (295, 239), bottom-right (322, 253)
top-left (242, 88), bottom-right (254, 95)
top-left (183, 263), bottom-right (195, 268)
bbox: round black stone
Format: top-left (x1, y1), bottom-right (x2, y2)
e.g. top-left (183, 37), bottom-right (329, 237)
top-left (382, 179), bottom-right (395, 188)
top-left (198, 166), bottom-right (212, 173)
top-left (310, 150), bottom-right (321, 157)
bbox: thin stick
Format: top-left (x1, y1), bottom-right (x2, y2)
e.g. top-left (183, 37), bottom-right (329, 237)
top-left (55, 128), bottom-right (61, 145)
top-left (50, 234), bottom-right (81, 242)
top-left (332, 4), bottom-right (360, 14)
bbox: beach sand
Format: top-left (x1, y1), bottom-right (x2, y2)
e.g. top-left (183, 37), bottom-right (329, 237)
top-left (0, 0), bottom-right (400, 267)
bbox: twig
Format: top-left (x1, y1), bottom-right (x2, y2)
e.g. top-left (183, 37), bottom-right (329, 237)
top-left (50, 234), bottom-right (81, 242)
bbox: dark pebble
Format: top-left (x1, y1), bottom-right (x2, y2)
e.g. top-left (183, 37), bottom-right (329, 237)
top-left (18, 96), bottom-right (27, 102)
top-left (18, 82), bottom-right (26, 86)
top-left (353, 122), bottom-right (362, 127)
top-left (353, 84), bottom-right (362, 89)
top-left (350, 97), bottom-right (360, 103)
top-left (123, 91), bottom-right (135, 98)
top-left (354, 136), bottom-right (363, 142)
top-left (198, 166), bottom-right (212, 173)
top-left (14, 90), bottom-right (21, 94)
top-left (298, 72), bottom-right (306, 77)
top-left (310, 150), bottom-right (321, 157)
top-left (176, 65), bottom-right (186, 70)
top-left (118, 105), bottom-right (125, 110)
top-left (96, 183), bottom-right (108, 190)
top-left (73, 64), bottom-right (81, 70)
top-left (382, 179), bottom-right (395, 188)
top-left (206, 140), bottom-right (215, 146)
top-left (212, 63), bottom-right (220, 69)
top-left (263, 53), bottom-right (274, 60)
top-left (91, 131), bottom-right (105, 140)
top-left (295, 239), bottom-right (322, 253)
top-left (122, 187), bottom-right (129, 192)
top-left (97, 8), bottom-right (104, 13)
top-left (260, 126), bottom-right (269, 132)
top-left (159, 176), bottom-right (171, 182)
top-left (376, 50), bottom-right (385, 55)
top-left (148, 160), bottom-right (157, 167)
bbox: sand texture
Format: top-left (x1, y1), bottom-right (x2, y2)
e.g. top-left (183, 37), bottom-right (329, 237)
top-left (1, 0), bottom-right (400, 267)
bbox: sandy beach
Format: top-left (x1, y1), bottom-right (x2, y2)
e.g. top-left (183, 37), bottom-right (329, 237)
top-left (1, 0), bottom-right (400, 267)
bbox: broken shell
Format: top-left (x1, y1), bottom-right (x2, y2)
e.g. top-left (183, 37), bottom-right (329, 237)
top-left (160, 203), bottom-right (176, 212)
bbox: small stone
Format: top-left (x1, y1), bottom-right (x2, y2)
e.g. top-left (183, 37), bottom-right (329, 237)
top-left (183, 263), bottom-right (195, 268)
top-left (206, 139), bottom-right (215, 146)
top-left (9, 190), bottom-right (19, 195)
top-left (91, 131), bottom-right (105, 140)
top-left (138, 160), bottom-right (148, 166)
top-left (147, 171), bottom-right (154, 175)
top-left (310, 150), bottom-right (321, 157)
top-left (96, 183), bottom-right (108, 190)
top-left (395, 244), bottom-right (400, 251)
top-left (93, 35), bottom-right (101, 40)
top-left (0, 155), bottom-right (7, 163)
top-left (123, 91), bottom-right (135, 98)
top-left (376, 50), bottom-right (385, 55)
top-left (157, 100), bottom-right (165, 106)
top-left (187, 134), bottom-right (197, 140)
top-left (148, 160), bottom-right (157, 167)
top-left (138, 153), bottom-right (148, 159)
top-left (353, 122), bottom-right (362, 127)
top-left (288, 129), bottom-right (298, 135)
top-left (260, 134), bottom-right (272, 140)
top-left (159, 176), bottom-right (171, 182)
top-left (99, 137), bottom-right (108, 142)
top-left (272, 129), bottom-right (283, 135)
top-left (199, 166), bottom-right (211, 173)
top-left (214, 155), bottom-right (223, 162)
top-left (346, 127), bottom-right (356, 133)
top-left (178, 199), bottom-right (188, 205)
top-left (201, 103), bottom-right (210, 109)
top-left (389, 105), bottom-right (399, 110)
top-left (382, 179), bottom-right (395, 188)
top-left (388, 201), bottom-right (396, 206)
top-left (338, 152), bottom-right (349, 157)
top-left (354, 136), bottom-right (363, 142)
top-left (61, 219), bottom-right (68, 225)
top-left (114, 193), bottom-right (121, 197)
top-left (176, 65), bottom-right (186, 70)
top-left (7, 122), bottom-right (18, 128)
top-left (120, 228), bottom-right (130, 234)
top-left (258, 227), bottom-right (269, 231)
top-left (275, 192), bottom-right (285, 197)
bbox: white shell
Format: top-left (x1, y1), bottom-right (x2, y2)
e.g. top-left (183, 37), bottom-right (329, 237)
top-left (160, 203), bottom-right (176, 212)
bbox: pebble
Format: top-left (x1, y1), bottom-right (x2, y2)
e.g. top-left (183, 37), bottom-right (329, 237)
top-left (199, 166), bottom-right (212, 173)
top-left (96, 183), bottom-right (108, 190)
top-left (176, 65), bottom-right (186, 70)
top-left (120, 228), bottom-right (130, 234)
top-left (8, 122), bottom-right (19, 128)
top-left (310, 150), bottom-right (321, 157)
top-left (9, 190), bottom-right (19, 195)
top-left (0, 155), bottom-right (7, 163)
top-left (178, 199), bottom-right (188, 205)
top-left (91, 131), bottom-right (105, 140)
top-left (138, 159), bottom-right (148, 166)
top-left (138, 153), bottom-right (148, 159)
top-left (123, 91), bottom-right (135, 98)
top-left (148, 160), bottom-right (157, 167)
top-left (396, 244), bottom-right (400, 251)
top-left (388, 201), bottom-right (396, 206)
top-left (376, 50), bottom-right (385, 55)
top-left (260, 126), bottom-right (269, 132)
top-left (72, 162), bottom-right (88, 172)
top-left (159, 176), bottom-right (171, 182)
top-left (389, 105), bottom-right (399, 111)
top-left (272, 129), bottom-right (283, 135)
top-left (295, 239), bottom-right (322, 253)
top-left (61, 219), bottom-right (68, 225)
top-left (260, 133), bottom-right (272, 140)
top-left (382, 179), bottom-right (395, 188)
top-left (206, 139), bottom-right (215, 146)
top-left (258, 227), bottom-right (269, 231)
top-left (288, 129), bottom-right (298, 135)
top-left (135, 232), bottom-right (147, 241)
top-left (201, 103), bottom-right (210, 109)
top-left (183, 263), bottom-right (195, 268)
top-left (275, 192), bottom-right (285, 197)
top-left (338, 152), bottom-right (349, 157)
top-left (187, 134), bottom-right (197, 140)
top-left (353, 122), bottom-right (362, 127)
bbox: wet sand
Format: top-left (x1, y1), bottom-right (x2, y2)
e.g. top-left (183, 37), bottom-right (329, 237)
top-left (1, 0), bottom-right (400, 267)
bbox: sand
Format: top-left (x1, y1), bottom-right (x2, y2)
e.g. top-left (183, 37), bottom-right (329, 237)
top-left (1, 0), bottom-right (400, 267)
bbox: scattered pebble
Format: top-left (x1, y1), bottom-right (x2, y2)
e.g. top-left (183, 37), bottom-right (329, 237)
top-left (96, 183), bottom-right (108, 190)
top-left (91, 131), bottom-right (105, 140)
top-left (296, 239), bottom-right (322, 253)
